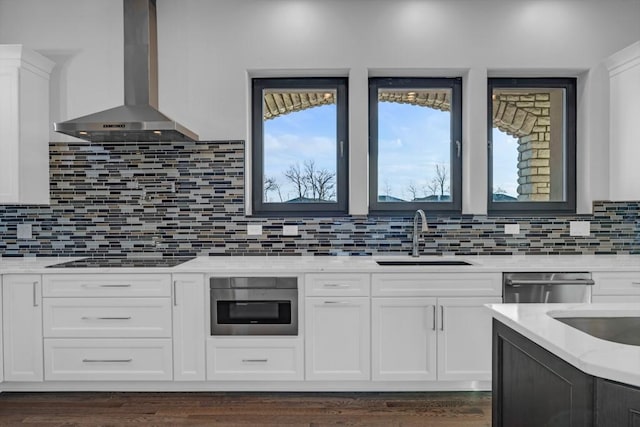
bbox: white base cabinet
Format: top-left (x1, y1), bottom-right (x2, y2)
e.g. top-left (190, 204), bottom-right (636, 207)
top-left (207, 338), bottom-right (303, 381)
top-left (436, 297), bottom-right (501, 381)
top-left (43, 338), bottom-right (173, 381)
top-left (172, 274), bottom-right (206, 381)
top-left (2, 274), bottom-right (43, 382)
top-left (372, 297), bottom-right (499, 382)
top-left (305, 297), bottom-right (370, 381)
top-left (372, 297), bottom-right (437, 381)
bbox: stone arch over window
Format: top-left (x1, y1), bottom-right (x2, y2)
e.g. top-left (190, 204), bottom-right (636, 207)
top-left (263, 90), bottom-right (451, 120)
top-left (492, 92), bottom-right (553, 201)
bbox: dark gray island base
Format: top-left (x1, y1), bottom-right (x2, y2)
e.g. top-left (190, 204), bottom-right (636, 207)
top-left (492, 319), bottom-right (640, 427)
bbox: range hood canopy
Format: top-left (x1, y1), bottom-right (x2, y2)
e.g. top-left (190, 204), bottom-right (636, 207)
top-left (54, 0), bottom-right (198, 143)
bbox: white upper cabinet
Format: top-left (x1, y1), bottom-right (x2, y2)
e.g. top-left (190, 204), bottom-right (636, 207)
top-left (605, 41), bottom-right (640, 200)
top-left (0, 45), bottom-right (54, 205)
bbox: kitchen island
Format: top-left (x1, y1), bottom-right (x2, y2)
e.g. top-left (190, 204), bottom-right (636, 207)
top-left (488, 303), bottom-right (640, 427)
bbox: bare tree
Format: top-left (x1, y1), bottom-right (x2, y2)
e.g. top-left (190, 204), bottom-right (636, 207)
top-left (284, 163), bottom-right (308, 199)
top-left (304, 160), bottom-right (335, 201)
top-left (407, 181), bottom-right (419, 201)
top-left (264, 176), bottom-right (282, 202)
top-left (432, 164), bottom-right (449, 197)
top-left (382, 179), bottom-right (393, 198)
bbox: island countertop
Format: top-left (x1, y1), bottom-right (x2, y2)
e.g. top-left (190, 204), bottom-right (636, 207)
top-left (487, 303), bottom-right (640, 388)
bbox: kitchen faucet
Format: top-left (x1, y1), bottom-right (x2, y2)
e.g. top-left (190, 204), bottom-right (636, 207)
top-left (412, 209), bottom-right (428, 257)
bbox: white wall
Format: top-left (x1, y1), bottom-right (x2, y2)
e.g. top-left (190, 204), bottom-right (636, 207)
top-left (1, 0), bottom-right (639, 214)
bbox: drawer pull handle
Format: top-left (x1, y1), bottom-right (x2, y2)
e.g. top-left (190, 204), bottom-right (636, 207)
top-left (82, 284), bottom-right (132, 288)
top-left (33, 281), bottom-right (39, 307)
top-left (242, 359), bottom-right (268, 363)
top-left (323, 284), bottom-right (349, 288)
top-left (323, 301), bottom-right (351, 305)
top-left (432, 305), bottom-right (436, 331)
top-left (632, 282), bottom-right (640, 286)
top-left (81, 316), bottom-right (132, 321)
top-left (82, 359), bottom-right (133, 363)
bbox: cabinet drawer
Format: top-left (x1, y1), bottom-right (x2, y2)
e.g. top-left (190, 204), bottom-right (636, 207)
top-left (44, 338), bottom-right (172, 381)
top-left (593, 272), bottom-right (640, 295)
top-left (207, 338), bottom-right (303, 381)
top-left (43, 274), bottom-right (171, 297)
top-left (305, 273), bottom-right (370, 296)
top-left (372, 273), bottom-right (502, 297)
top-left (43, 298), bottom-right (172, 338)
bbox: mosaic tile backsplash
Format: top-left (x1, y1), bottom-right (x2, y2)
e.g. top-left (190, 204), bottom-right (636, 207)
top-left (0, 141), bottom-right (638, 257)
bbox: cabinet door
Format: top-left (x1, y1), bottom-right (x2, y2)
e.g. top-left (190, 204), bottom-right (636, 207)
top-left (596, 378), bottom-right (640, 427)
top-left (305, 297), bottom-right (370, 381)
top-left (437, 297), bottom-right (501, 381)
top-left (172, 274), bottom-right (206, 381)
top-left (2, 274), bottom-right (43, 381)
top-left (372, 297), bottom-right (437, 381)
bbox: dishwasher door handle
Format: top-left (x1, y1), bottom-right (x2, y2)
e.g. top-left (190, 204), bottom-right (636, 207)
top-left (505, 279), bottom-right (595, 287)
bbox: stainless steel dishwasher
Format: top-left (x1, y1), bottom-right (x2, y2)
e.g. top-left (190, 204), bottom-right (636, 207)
top-left (503, 272), bottom-right (594, 303)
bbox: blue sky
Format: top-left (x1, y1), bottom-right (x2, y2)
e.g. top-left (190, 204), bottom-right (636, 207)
top-left (263, 102), bottom-right (519, 202)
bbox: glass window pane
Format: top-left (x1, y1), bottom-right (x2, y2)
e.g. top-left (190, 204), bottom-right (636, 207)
top-left (491, 87), bottom-right (567, 202)
top-left (262, 89), bottom-right (337, 204)
top-left (377, 88), bottom-right (452, 203)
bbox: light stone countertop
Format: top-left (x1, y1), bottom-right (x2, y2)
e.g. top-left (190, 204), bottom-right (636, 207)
top-left (487, 303), bottom-right (640, 388)
top-left (0, 254), bottom-right (639, 274)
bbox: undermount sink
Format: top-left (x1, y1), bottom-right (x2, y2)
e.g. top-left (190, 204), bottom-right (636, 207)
top-left (554, 316), bottom-right (640, 346)
top-left (375, 259), bottom-right (472, 266)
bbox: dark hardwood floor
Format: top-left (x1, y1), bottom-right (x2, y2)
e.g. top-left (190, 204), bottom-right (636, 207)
top-left (0, 391), bottom-right (491, 426)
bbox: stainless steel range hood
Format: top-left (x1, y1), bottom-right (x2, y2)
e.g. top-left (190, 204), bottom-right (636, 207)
top-left (54, 0), bottom-right (198, 143)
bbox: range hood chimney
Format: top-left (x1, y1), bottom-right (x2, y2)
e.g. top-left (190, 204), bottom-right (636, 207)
top-left (54, 0), bottom-right (198, 142)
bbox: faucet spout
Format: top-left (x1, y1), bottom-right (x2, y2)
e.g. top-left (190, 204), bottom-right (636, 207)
top-left (412, 209), bottom-right (428, 257)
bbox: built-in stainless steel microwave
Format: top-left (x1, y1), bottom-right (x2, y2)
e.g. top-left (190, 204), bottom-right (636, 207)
top-left (209, 277), bottom-right (298, 336)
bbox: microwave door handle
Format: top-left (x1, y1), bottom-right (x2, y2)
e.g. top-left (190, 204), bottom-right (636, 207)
top-left (505, 279), bottom-right (595, 286)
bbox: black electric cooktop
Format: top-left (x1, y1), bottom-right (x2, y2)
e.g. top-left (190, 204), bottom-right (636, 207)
top-left (46, 257), bottom-right (195, 268)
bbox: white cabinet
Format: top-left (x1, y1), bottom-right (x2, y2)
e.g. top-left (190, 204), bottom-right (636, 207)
top-left (605, 41), bottom-right (640, 200)
top-left (372, 297), bottom-right (437, 381)
top-left (592, 271), bottom-right (640, 303)
top-left (2, 274), bottom-right (43, 382)
top-left (305, 297), bottom-right (370, 381)
top-left (42, 273), bottom-right (173, 381)
top-left (436, 297), bottom-right (500, 381)
top-left (207, 338), bottom-right (303, 381)
top-left (371, 272), bottom-right (501, 383)
top-left (172, 274), bottom-right (206, 381)
top-left (372, 296), bottom-right (499, 382)
top-left (44, 339), bottom-right (172, 381)
top-left (0, 45), bottom-right (54, 204)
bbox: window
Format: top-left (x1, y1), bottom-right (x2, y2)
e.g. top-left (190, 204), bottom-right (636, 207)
top-left (251, 78), bottom-right (348, 215)
top-left (368, 78), bottom-right (462, 214)
top-left (488, 78), bottom-right (576, 214)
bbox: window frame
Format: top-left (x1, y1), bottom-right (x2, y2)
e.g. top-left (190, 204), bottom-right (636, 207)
top-left (368, 77), bottom-right (463, 215)
top-left (487, 77), bottom-right (577, 215)
top-left (251, 77), bottom-right (349, 216)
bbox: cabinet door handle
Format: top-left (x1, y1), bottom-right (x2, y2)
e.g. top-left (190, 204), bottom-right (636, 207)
top-left (81, 316), bottom-right (132, 321)
top-left (33, 281), bottom-right (39, 307)
top-left (173, 280), bottom-right (178, 306)
top-left (440, 306), bottom-right (445, 331)
top-left (242, 359), bottom-right (268, 363)
top-left (432, 305), bottom-right (436, 331)
top-left (82, 359), bottom-right (133, 363)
